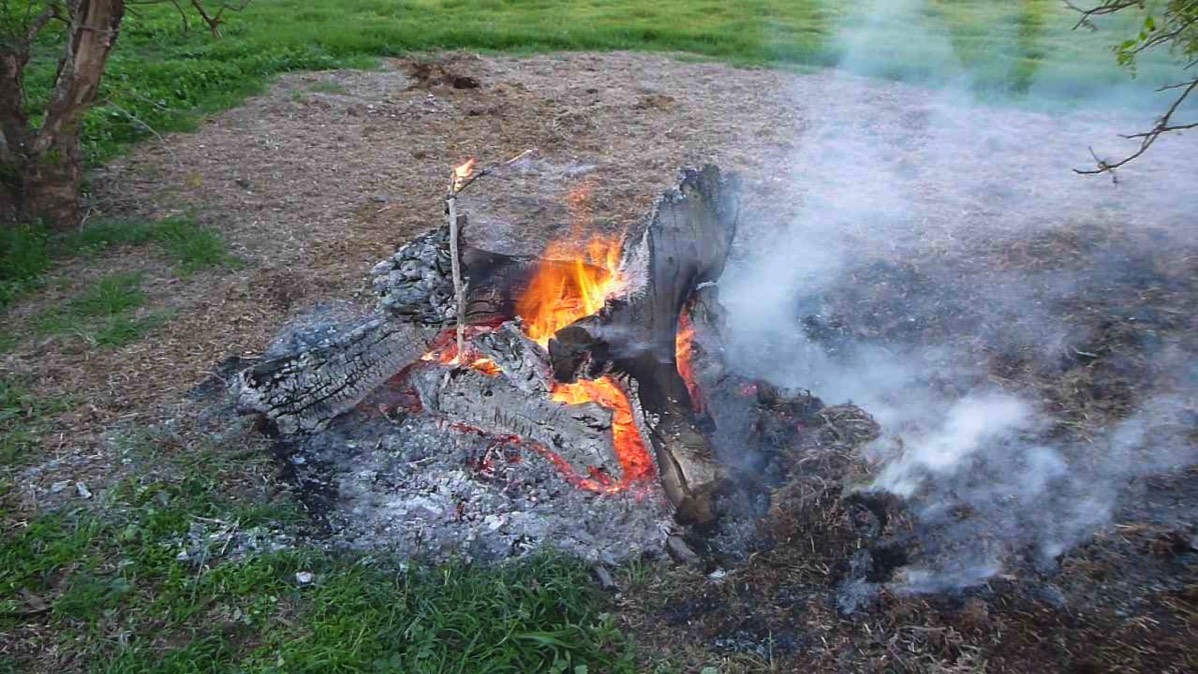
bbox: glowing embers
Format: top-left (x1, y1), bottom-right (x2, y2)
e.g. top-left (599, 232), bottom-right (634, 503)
top-left (413, 321), bottom-right (656, 495)
top-left (420, 325), bottom-right (501, 376)
top-left (550, 376), bottom-right (655, 491)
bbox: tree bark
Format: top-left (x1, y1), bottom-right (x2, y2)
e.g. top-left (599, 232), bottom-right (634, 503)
top-left (0, 10), bottom-right (39, 222)
top-left (16, 0), bottom-right (125, 229)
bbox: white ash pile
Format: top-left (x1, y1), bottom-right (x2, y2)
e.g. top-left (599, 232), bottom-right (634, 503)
top-left (277, 402), bottom-right (671, 564)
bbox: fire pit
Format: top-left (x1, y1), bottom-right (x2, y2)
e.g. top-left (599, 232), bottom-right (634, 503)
top-left (233, 164), bottom-right (820, 563)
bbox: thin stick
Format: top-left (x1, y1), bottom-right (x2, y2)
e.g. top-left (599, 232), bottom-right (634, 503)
top-left (445, 148), bottom-right (535, 363)
top-left (447, 178), bottom-right (466, 361)
top-left (453, 149), bottom-right (534, 195)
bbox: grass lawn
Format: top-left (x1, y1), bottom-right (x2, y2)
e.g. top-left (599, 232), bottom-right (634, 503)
top-left (12, 0), bottom-right (1178, 163)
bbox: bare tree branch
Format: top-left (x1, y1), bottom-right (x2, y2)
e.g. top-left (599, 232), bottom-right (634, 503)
top-left (1075, 77), bottom-right (1197, 174)
top-left (126, 0), bottom-right (250, 37)
top-left (1069, 0), bottom-right (1198, 174)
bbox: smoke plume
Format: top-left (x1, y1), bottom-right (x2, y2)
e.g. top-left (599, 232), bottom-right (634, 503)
top-left (722, 0), bottom-right (1198, 588)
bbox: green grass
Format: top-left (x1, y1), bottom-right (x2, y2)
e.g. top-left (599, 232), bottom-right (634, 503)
top-left (151, 217), bottom-right (238, 275)
top-left (0, 215), bottom-right (234, 311)
top-left (1, 216), bottom-right (233, 348)
top-left (92, 312), bottom-right (172, 348)
top-left (0, 441), bottom-right (633, 673)
top-left (71, 218), bottom-right (162, 251)
top-left (0, 224), bottom-right (53, 309)
top-left (70, 272), bottom-right (147, 317)
top-left (70, 216), bottom-right (238, 274)
top-left (8, 0), bottom-right (1182, 164)
top-left (32, 272), bottom-right (171, 348)
top-left (0, 376), bottom-right (71, 468)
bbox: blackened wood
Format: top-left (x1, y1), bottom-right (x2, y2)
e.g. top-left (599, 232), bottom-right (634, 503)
top-left (236, 319), bottom-right (435, 435)
top-left (548, 165), bottom-right (740, 383)
top-left (372, 225), bottom-right (607, 327)
top-left (409, 365), bottom-right (623, 479)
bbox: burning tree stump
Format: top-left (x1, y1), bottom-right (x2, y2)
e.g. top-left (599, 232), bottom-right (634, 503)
top-left (236, 165), bottom-right (741, 526)
top-left (548, 165), bottom-right (740, 524)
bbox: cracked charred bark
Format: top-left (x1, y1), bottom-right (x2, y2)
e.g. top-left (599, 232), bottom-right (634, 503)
top-left (236, 319), bottom-right (437, 435)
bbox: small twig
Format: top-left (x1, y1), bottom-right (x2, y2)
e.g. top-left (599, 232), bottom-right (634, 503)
top-left (102, 100), bottom-right (180, 166)
top-left (1067, 1), bottom-right (1198, 174)
top-left (452, 148), bottom-right (534, 195)
top-left (217, 518), bottom-right (240, 557)
top-left (446, 174), bottom-right (466, 359)
top-left (443, 148), bottom-right (535, 360)
top-left (1075, 78), bottom-right (1197, 175)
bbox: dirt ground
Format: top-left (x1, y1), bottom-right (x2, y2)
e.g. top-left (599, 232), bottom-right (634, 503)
top-left (3, 52), bottom-right (1195, 672)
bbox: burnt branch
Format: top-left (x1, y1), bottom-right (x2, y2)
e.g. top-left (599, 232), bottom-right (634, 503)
top-left (236, 318), bottom-right (437, 435)
top-left (452, 148), bottom-right (535, 196)
top-left (444, 150), bottom-right (534, 355)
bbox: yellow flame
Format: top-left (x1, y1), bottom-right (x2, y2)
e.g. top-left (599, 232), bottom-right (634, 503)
top-left (453, 157), bottom-right (477, 191)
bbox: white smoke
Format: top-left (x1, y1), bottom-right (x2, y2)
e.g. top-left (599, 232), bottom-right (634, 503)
top-left (722, 0), bottom-right (1198, 588)
top-left (870, 393), bottom-right (1039, 498)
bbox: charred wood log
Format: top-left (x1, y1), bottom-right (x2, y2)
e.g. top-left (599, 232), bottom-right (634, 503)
top-left (240, 223), bottom-right (604, 437)
top-left (473, 322), bottom-right (554, 395)
top-left (408, 358), bottom-right (623, 479)
top-left (548, 165), bottom-right (739, 384)
top-left (236, 319), bottom-right (436, 435)
top-left (434, 322), bottom-right (621, 478)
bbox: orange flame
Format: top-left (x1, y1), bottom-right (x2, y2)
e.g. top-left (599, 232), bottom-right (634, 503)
top-left (516, 235), bottom-right (625, 347)
top-left (453, 157), bottom-right (477, 192)
top-left (676, 312), bottom-right (704, 413)
top-left (517, 183), bottom-right (626, 346)
top-left (513, 184), bottom-right (654, 491)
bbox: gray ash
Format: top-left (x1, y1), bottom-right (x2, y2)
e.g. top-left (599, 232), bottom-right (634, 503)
top-left (276, 406), bottom-right (671, 565)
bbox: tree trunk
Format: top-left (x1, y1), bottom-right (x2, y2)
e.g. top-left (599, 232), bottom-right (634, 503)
top-left (18, 0), bottom-right (125, 229)
top-left (0, 17), bottom-right (34, 223)
top-left (21, 138), bottom-right (85, 228)
top-left (548, 165), bottom-right (741, 524)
